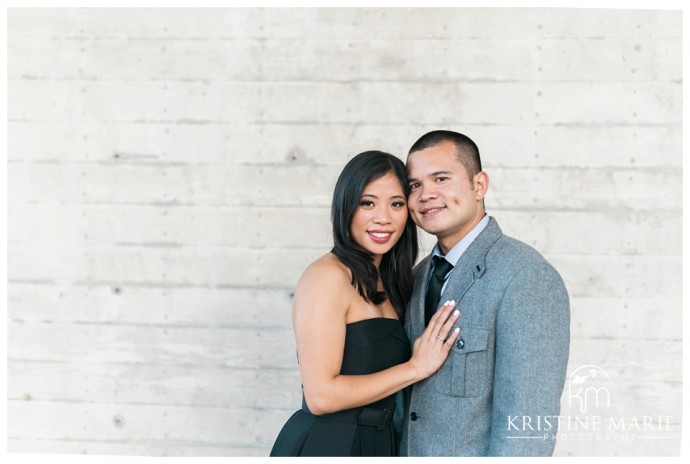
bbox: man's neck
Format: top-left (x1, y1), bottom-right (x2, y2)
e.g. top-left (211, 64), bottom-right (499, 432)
top-left (437, 212), bottom-right (486, 255)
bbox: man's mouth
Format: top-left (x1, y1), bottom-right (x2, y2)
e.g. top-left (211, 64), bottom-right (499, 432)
top-left (420, 206), bottom-right (446, 218)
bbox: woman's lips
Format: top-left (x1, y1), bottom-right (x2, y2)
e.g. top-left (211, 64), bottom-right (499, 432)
top-left (368, 231), bottom-right (393, 243)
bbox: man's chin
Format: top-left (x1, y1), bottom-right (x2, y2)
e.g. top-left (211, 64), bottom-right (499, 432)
top-left (413, 221), bottom-right (443, 235)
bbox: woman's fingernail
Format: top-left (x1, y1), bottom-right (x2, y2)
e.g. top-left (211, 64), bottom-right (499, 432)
top-left (453, 310), bottom-right (459, 316)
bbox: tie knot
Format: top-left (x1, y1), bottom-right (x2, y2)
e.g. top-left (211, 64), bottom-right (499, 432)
top-left (432, 256), bottom-right (453, 278)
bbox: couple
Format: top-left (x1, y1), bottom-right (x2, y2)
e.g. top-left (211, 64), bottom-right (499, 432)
top-left (270, 130), bottom-right (570, 457)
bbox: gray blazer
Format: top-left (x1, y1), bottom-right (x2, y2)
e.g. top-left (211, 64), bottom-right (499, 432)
top-left (399, 217), bottom-right (570, 456)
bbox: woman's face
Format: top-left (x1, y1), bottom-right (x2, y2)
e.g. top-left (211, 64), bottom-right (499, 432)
top-left (350, 172), bottom-right (409, 266)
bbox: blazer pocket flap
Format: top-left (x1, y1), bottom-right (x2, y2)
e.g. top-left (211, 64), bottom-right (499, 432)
top-left (450, 326), bottom-right (490, 355)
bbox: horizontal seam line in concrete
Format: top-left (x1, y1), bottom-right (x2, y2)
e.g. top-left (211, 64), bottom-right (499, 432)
top-left (9, 34), bottom-right (685, 40)
top-left (10, 319), bottom-right (292, 331)
top-left (9, 76), bottom-right (684, 83)
top-left (7, 324), bottom-right (683, 342)
top-left (7, 358), bottom-right (296, 370)
top-left (5, 201), bottom-right (683, 213)
top-left (5, 245), bottom-right (683, 256)
top-left (7, 119), bottom-right (683, 127)
top-left (6, 241), bottom-right (329, 251)
top-left (7, 201), bottom-right (334, 208)
top-left (7, 248), bottom-right (684, 255)
top-left (6, 120), bottom-right (685, 128)
top-left (5, 159), bottom-right (684, 170)
top-left (7, 398), bottom-right (297, 411)
top-left (8, 358), bottom-right (296, 370)
top-left (7, 279), bottom-right (295, 290)
top-left (569, 336), bottom-right (682, 342)
top-left (7, 436), bottom-right (278, 450)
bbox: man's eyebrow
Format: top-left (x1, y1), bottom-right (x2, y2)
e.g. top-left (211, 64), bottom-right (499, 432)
top-left (408, 170), bottom-right (453, 182)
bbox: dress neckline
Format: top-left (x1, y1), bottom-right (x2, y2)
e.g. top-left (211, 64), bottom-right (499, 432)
top-left (346, 317), bottom-right (401, 326)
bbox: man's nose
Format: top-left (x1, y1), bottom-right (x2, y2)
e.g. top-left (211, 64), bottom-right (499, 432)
top-left (418, 185), bottom-right (437, 201)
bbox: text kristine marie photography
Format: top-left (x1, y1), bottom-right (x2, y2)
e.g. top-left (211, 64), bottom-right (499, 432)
top-left (506, 365), bottom-right (676, 443)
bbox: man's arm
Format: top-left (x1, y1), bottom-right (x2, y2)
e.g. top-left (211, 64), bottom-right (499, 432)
top-left (488, 261), bottom-right (570, 456)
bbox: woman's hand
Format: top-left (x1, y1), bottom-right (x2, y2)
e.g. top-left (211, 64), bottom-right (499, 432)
top-left (408, 301), bottom-right (461, 380)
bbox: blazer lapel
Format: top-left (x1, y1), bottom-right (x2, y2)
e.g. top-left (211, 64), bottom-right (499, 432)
top-left (442, 217), bottom-right (503, 312)
top-left (409, 217), bottom-right (503, 335)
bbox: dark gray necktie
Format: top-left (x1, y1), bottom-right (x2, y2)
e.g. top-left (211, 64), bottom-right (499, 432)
top-left (425, 256), bottom-right (454, 326)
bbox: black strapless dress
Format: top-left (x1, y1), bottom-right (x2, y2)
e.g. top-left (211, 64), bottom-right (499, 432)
top-left (270, 318), bottom-right (411, 456)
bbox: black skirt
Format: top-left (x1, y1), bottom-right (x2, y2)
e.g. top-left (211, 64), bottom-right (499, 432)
top-left (270, 405), bottom-right (396, 456)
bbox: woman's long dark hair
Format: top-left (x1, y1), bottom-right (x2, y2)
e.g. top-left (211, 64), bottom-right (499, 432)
top-left (331, 151), bottom-right (418, 319)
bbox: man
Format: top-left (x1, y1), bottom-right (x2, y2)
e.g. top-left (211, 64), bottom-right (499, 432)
top-left (398, 130), bottom-right (570, 456)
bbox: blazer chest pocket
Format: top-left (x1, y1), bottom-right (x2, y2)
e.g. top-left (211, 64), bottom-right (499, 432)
top-left (434, 326), bottom-right (491, 398)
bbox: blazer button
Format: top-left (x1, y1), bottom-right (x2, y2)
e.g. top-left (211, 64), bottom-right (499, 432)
top-left (455, 338), bottom-right (465, 349)
top-left (410, 412), bottom-right (419, 421)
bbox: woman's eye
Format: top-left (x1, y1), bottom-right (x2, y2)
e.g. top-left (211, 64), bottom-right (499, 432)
top-left (392, 201), bottom-right (406, 208)
top-left (359, 200), bottom-right (374, 207)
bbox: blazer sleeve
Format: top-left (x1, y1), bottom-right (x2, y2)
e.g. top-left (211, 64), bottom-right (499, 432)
top-left (488, 261), bottom-right (570, 456)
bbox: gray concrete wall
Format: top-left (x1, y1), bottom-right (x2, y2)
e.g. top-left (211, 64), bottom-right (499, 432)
top-left (7, 7), bottom-right (681, 457)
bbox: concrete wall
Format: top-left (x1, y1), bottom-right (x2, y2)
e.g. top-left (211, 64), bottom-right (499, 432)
top-left (7, 7), bottom-right (682, 457)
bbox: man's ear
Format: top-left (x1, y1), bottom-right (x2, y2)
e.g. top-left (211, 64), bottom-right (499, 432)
top-left (474, 171), bottom-right (489, 200)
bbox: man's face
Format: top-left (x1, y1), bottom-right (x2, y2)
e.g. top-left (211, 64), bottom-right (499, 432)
top-left (407, 141), bottom-right (486, 253)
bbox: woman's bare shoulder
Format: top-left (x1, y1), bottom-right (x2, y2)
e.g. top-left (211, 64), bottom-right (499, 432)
top-left (298, 253), bottom-right (352, 287)
top-left (293, 253), bottom-right (356, 305)
top-left (293, 253), bottom-right (354, 321)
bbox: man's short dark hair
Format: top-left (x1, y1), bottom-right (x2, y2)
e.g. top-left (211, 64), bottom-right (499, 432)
top-left (408, 130), bottom-right (482, 180)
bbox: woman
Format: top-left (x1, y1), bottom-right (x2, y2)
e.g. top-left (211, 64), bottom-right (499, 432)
top-left (270, 151), bottom-right (460, 456)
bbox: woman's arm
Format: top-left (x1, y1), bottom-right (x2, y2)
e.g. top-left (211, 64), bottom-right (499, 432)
top-left (293, 257), bottom-right (460, 415)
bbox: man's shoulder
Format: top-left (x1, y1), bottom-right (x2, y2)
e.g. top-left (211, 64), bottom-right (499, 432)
top-left (486, 230), bottom-right (568, 305)
top-left (490, 232), bottom-right (559, 275)
top-left (495, 233), bottom-right (544, 260)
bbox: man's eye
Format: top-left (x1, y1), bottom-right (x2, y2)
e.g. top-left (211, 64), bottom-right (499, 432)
top-left (409, 183), bottom-right (419, 190)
